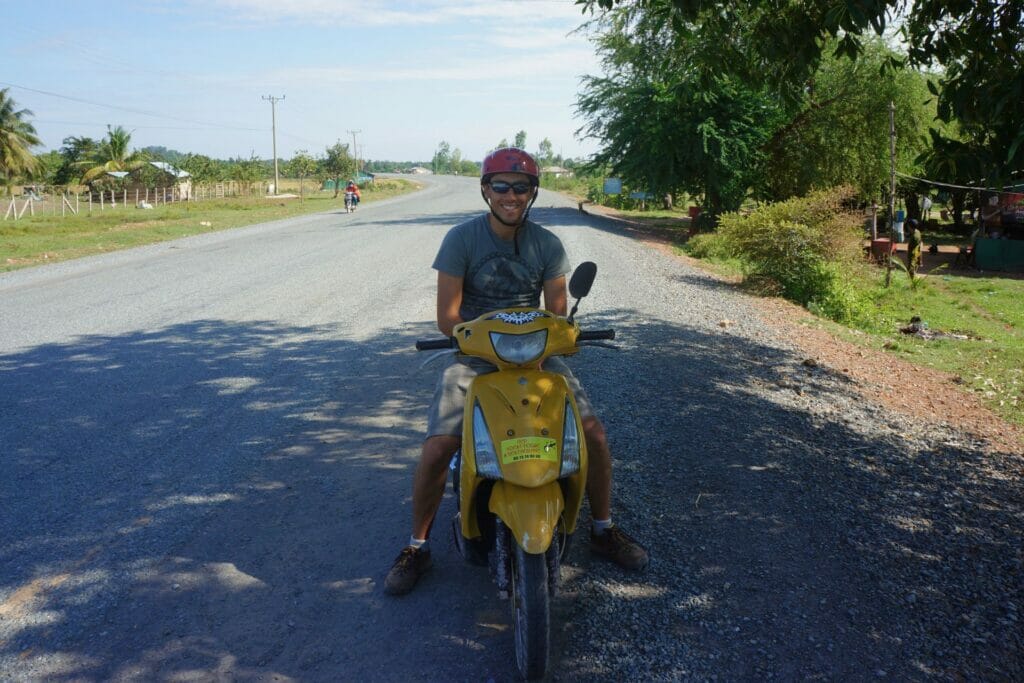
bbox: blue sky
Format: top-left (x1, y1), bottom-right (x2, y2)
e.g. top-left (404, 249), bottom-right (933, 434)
top-left (3, 0), bottom-right (605, 163)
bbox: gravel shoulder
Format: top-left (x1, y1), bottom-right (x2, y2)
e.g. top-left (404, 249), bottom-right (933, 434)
top-left (551, 207), bottom-right (1022, 682)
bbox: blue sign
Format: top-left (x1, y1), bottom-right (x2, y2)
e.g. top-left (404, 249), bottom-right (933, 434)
top-left (603, 178), bottom-right (622, 195)
top-left (629, 191), bottom-right (653, 200)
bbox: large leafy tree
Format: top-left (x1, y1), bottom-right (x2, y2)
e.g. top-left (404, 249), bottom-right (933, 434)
top-left (579, 0), bottom-right (1024, 189)
top-left (906, 0), bottom-right (1024, 185)
top-left (0, 88), bottom-right (42, 195)
top-left (287, 149), bottom-right (319, 199)
top-left (761, 37), bottom-right (934, 201)
top-left (577, 5), bottom-right (783, 215)
top-left (78, 125), bottom-right (147, 185)
top-left (322, 141), bottom-right (356, 197)
top-left (52, 136), bottom-right (98, 186)
top-left (178, 153), bottom-right (225, 185)
top-left (432, 140), bottom-right (451, 175)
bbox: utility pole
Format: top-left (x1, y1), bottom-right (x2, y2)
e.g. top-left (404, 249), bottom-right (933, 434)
top-left (347, 129), bottom-right (361, 177)
top-left (263, 95), bottom-right (285, 195)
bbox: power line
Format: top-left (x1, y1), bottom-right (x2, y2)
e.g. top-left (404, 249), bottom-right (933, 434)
top-left (896, 171), bottom-right (1024, 195)
top-left (0, 80), bottom-right (266, 132)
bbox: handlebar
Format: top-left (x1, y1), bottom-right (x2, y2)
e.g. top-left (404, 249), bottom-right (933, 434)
top-left (578, 329), bottom-right (616, 341)
top-left (415, 338), bottom-right (456, 351)
top-left (415, 329), bottom-right (615, 351)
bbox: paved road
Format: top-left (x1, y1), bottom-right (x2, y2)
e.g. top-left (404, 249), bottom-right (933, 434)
top-left (0, 177), bottom-right (628, 681)
top-left (3, 176), bottom-right (1018, 682)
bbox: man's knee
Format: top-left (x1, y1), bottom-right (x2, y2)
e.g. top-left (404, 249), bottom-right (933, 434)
top-left (421, 435), bottom-right (460, 470)
top-left (582, 417), bottom-right (607, 447)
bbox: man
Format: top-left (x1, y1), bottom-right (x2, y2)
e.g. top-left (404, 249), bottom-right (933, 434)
top-left (345, 180), bottom-right (361, 205)
top-left (906, 218), bottom-right (923, 275)
top-left (385, 148), bottom-right (648, 596)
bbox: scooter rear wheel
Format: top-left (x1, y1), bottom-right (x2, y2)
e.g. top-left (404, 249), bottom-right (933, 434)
top-left (511, 543), bottom-right (549, 680)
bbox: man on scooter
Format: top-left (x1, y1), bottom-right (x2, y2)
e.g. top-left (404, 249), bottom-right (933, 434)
top-left (385, 147), bottom-right (649, 595)
top-left (345, 180), bottom-right (361, 205)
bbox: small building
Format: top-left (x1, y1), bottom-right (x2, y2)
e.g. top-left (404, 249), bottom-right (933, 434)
top-left (541, 166), bottom-right (573, 178)
top-left (113, 162), bottom-right (192, 199)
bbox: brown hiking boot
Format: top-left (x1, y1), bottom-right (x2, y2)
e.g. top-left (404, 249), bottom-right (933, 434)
top-left (384, 546), bottom-right (433, 595)
top-left (590, 526), bottom-right (649, 571)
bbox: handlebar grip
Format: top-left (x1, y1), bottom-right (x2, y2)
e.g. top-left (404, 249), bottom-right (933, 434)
top-left (578, 329), bottom-right (616, 341)
top-left (415, 338), bottom-right (456, 351)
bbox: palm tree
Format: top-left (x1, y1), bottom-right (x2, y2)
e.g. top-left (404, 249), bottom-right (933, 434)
top-left (0, 88), bottom-right (42, 196)
top-left (78, 125), bottom-right (146, 184)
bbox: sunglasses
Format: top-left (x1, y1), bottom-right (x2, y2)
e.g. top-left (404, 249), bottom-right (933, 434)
top-left (489, 180), bottom-right (533, 195)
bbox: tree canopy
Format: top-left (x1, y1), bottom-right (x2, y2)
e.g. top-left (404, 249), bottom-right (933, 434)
top-left (578, 0), bottom-right (1024, 196)
top-left (0, 88), bottom-right (42, 194)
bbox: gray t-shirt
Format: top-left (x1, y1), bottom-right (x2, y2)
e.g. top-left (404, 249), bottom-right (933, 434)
top-left (432, 214), bottom-right (571, 322)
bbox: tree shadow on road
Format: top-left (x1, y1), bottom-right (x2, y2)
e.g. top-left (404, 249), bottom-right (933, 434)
top-left (0, 319), bottom-right (514, 681)
top-left (554, 309), bottom-right (1022, 682)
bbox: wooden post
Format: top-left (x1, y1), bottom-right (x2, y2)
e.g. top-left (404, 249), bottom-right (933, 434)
top-left (886, 101), bottom-right (896, 287)
top-left (145, 187), bottom-right (149, 203)
top-left (100, 192), bottom-right (104, 210)
top-left (123, 189), bottom-right (127, 206)
top-left (89, 193), bottom-right (93, 213)
top-left (76, 193), bottom-right (80, 214)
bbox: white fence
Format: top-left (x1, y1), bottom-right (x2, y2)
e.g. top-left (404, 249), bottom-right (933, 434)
top-left (3, 181), bottom-right (270, 221)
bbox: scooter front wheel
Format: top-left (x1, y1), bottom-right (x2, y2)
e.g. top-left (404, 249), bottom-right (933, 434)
top-left (511, 543), bottom-right (549, 680)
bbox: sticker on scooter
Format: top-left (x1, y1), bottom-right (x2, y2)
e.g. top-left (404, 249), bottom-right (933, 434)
top-left (501, 436), bottom-right (559, 464)
top-left (488, 310), bottom-right (550, 325)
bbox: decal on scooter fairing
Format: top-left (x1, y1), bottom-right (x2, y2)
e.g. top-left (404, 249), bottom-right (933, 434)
top-left (487, 310), bottom-right (550, 325)
top-left (501, 436), bottom-right (559, 464)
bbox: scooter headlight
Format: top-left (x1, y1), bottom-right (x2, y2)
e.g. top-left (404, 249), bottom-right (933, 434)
top-left (560, 399), bottom-right (581, 477)
top-left (472, 401), bottom-right (503, 479)
top-left (489, 330), bottom-right (548, 365)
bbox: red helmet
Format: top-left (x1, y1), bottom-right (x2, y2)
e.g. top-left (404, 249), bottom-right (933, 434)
top-left (481, 147), bottom-right (539, 185)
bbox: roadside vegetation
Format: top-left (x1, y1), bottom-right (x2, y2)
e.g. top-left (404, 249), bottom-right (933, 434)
top-left (0, 178), bottom-right (417, 272)
top-left (678, 193), bottom-right (1024, 428)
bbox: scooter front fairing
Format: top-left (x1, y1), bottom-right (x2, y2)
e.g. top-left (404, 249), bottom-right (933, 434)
top-left (459, 368), bottom-right (588, 552)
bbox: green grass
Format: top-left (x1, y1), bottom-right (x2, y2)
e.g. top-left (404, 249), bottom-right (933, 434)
top-left (1, 178), bottom-right (420, 272)
top-left (641, 215), bottom-right (1024, 428)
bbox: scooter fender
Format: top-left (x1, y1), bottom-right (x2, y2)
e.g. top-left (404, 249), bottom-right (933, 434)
top-left (488, 480), bottom-right (564, 554)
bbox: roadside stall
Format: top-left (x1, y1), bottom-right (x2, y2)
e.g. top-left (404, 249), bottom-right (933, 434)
top-left (975, 191), bottom-right (1024, 271)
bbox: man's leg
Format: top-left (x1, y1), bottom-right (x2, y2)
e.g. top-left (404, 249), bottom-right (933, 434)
top-left (583, 417), bottom-right (649, 571)
top-left (385, 435), bottom-right (459, 595)
top-left (412, 435), bottom-right (460, 539)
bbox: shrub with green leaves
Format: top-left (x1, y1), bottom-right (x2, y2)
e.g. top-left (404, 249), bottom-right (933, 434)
top-left (717, 187), bottom-right (869, 322)
top-left (684, 232), bottom-right (734, 260)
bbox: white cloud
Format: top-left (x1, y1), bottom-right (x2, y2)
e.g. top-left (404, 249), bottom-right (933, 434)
top-left (185, 0), bottom-right (592, 28)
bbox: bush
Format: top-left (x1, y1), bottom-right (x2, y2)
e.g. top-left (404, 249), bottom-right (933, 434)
top-left (684, 232), bottom-right (734, 260)
top-left (717, 186), bottom-right (870, 322)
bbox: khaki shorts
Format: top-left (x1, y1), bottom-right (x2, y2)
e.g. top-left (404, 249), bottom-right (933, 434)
top-left (426, 355), bottom-right (595, 438)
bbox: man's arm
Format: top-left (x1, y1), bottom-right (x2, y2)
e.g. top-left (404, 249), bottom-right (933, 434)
top-left (437, 271), bottom-right (464, 336)
top-left (543, 275), bottom-right (567, 316)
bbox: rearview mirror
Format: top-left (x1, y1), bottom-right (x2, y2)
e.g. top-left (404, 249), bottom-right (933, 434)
top-left (569, 261), bottom-right (597, 299)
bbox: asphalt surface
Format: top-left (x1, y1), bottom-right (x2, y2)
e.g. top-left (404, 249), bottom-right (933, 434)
top-left (0, 176), bottom-right (622, 681)
top-left (2, 175), bottom-right (1019, 682)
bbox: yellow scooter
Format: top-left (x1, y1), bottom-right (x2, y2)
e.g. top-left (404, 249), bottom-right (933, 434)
top-left (416, 262), bottom-right (613, 680)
